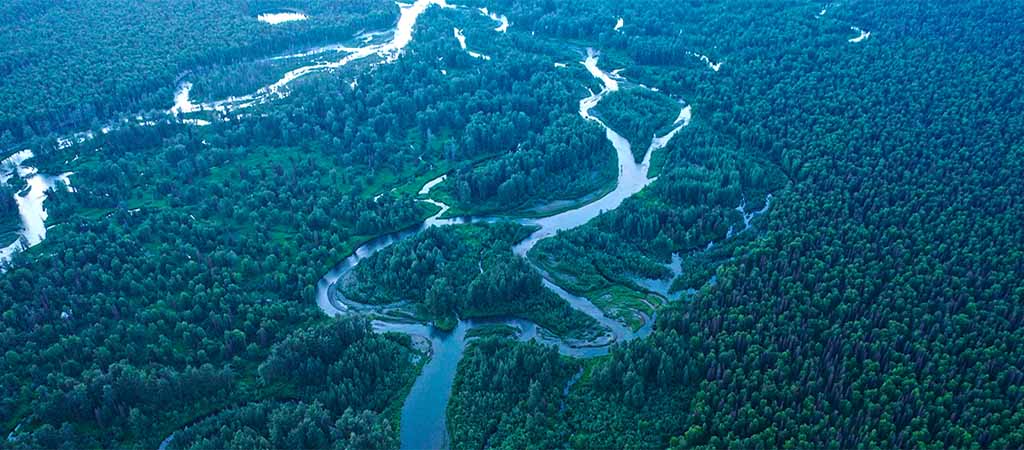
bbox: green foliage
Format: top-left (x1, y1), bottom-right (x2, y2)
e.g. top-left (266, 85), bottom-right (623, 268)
top-left (0, 0), bottom-right (397, 141)
top-left (595, 87), bottom-right (682, 160)
top-left (446, 115), bottom-right (616, 214)
top-left (532, 0), bottom-right (1024, 448)
top-left (175, 402), bottom-right (396, 450)
top-left (447, 338), bottom-right (580, 450)
top-left (1, 5), bottom-right (626, 444)
top-left (3, 0), bottom-right (1024, 448)
top-left (0, 183), bottom-right (19, 240)
top-left (343, 223), bottom-right (600, 338)
top-left (167, 318), bottom-right (417, 450)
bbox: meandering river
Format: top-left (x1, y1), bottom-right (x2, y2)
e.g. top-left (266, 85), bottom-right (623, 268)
top-left (2, 1), bottom-right (742, 444)
top-left (311, 48), bottom-right (692, 449)
top-left (123, 2), bottom-right (770, 448)
top-left (0, 0), bottom-right (768, 446)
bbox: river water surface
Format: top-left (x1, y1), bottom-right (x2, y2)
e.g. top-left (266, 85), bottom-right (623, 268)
top-left (312, 48), bottom-right (693, 449)
top-left (6, 1), bottom-right (750, 446)
top-left (133, 3), bottom-right (762, 448)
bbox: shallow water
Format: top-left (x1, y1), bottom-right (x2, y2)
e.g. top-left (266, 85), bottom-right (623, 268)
top-left (690, 52), bottom-right (723, 72)
top-left (1, 150), bottom-right (74, 268)
top-left (453, 28), bottom-right (491, 60)
top-left (393, 321), bottom-right (467, 450)
top-left (172, 0), bottom-right (456, 116)
top-left (849, 26), bottom-right (871, 43)
top-left (257, 12), bottom-right (308, 25)
top-left (478, 8), bottom-right (509, 33)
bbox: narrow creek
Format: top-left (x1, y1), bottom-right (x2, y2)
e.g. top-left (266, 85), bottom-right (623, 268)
top-left (1, 0), bottom-right (475, 275)
top-left (0, 150), bottom-right (75, 268)
top-left (171, 0), bottom-right (457, 116)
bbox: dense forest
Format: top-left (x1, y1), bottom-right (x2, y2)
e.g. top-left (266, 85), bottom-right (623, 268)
top-left (341, 223), bottom-right (599, 337)
top-left (2, 0), bottom-right (1024, 448)
top-left (0, 2), bottom-right (623, 445)
top-left (447, 338), bottom-right (580, 449)
top-left (515, 0), bottom-right (1024, 448)
top-left (166, 318), bottom-right (419, 450)
top-left (594, 88), bottom-right (682, 160)
top-left (0, 0), bottom-right (397, 141)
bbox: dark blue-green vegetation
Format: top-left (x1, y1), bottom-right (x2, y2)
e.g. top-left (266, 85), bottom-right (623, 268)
top-left (447, 338), bottom-right (581, 449)
top-left (0, 0), bottom-right (398, 142)
top-left (341, 223), bottom-right (602, 337)
top-left (166, 318), bottom-right (418, 450)
top-left (1, 0), bottom-right (1023, 448)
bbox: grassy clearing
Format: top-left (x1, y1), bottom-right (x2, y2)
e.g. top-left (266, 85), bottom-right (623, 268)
top-left (532, 253), bottom-right (667, 333)
top-left (466, 324), bottom-right (519, 340)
